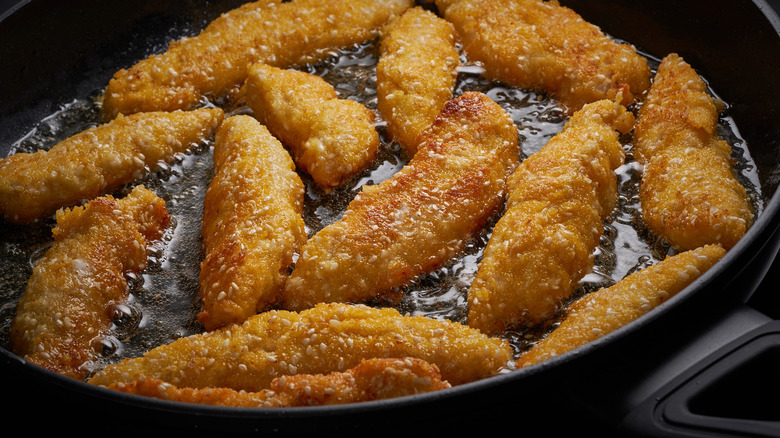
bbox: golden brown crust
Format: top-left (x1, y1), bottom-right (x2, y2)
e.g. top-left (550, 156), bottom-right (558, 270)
top-left (9, 186), bottom-right (170, 380)
top-left (102, 0), bottom-right (414, 119)
top-left (468, 99), bottom-right (634, 335)
top-left (281, 91), bottom-right (519, 311)
top-left (88, 302), bottom-right (512, 390)
top-left (198, 115), bottom-right (307, 331)
top-left (376, 6), bottom-right (459, 156)
top-left (105, 357), bottom-right (451, 407)
top-left (0, 108), bottom-right (224, 224)
top-left (244, 63), bottom-right (379, 190)
top-left (634, 53), bottom-right (753, 250)
top-left (516, 244), bottom-right (726, 368)
top-left (437, 0), bottom-right (651, 114)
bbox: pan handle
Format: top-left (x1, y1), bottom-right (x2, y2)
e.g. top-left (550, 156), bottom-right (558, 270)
top-left (618, 318), bottom-right (780, 437)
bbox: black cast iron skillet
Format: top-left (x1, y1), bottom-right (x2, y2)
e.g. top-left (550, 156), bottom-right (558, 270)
top-left (1, 0), bottom-right (779, 436)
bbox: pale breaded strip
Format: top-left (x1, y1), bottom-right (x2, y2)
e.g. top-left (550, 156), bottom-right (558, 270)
top-left (244, 63), bottom-right (379, 190)
top-left (516, 244), bottom-right (726, 368)
top-left (102, 0), bottom-right (414, 119)
top-left (105, 357), bottom-right (451, 407)
top-left (281, 92), bottom-right (519, 311)
top-left (9, 186), bottom-right (170, 380)
top-left (88, 302), bottom-right (512, 390)
top-left (468, 99), bottom-right (634, 335)
top-left (376, 6), bottom-right (459, 156)
top-left (634, 54), bottom-right (753, 250)
top-left (434, 0), bottom-right (651, 114)
top-left (0, 108), bottom-right (224, 224)
top-left (198, 115), bottom-right (307, 331)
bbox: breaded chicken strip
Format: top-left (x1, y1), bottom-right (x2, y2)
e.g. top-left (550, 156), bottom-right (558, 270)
top-left (634, 54), bottom-right (753, 251)
top-left (244, 63), bottom-right (379, 190)
top-left (9, 186), bottom-right (170, 380)
top-left (434, 0), bottom-right (651, 114)
top-left (198, 115), bottom-right (307, 331)
top-left (376, 6), bottom-right (459, 156)
top-left (281, 92), bottom-right (519, 311)
top-left (516, 244), bottom-right (726, 368)
top-left (105, 357), bottom-right (451, 407)
top-left (468, 99), bottom-right (634, 335)
top-left (0, 108), bottom-right (224, 224)
top-left (88, 303), bottom-right (512, 390)
top-left (102, 0), bottom-right (414, 119)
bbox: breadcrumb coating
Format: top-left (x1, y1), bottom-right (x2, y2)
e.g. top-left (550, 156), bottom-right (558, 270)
top-left (516, 244), bottom-right (726, 368)
top-left (468, 99), bottom-right (634, 335)
top-left (88, 302), bottom-right (512, 390)
top-left (198, 115), bottom-right (307, 331)
top-left (9, 186), bottom-right (170, 380)
top-left (376, 6), bottom-right (459, 156)
top-left (102, 0), bottom-right (414, 119)
top-left (0, 108), bottom-right (224, 224)
top-left (281, 91), bottom-right (519, 311)
top-left (105, 357), bottom-right (451, 407)
top-left (435, 0), bottom-right (651, 114)
top-left (244, 63), bottom-right (379, 190)
top-left (634, 53), bottom-right (753, 250)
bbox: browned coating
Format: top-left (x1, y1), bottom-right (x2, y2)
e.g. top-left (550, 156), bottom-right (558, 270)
top-left (198, 115), bottom-right (307, 331)
top-left (634, 53), bottom-right (753, 251)
top-left (9, 186), bottom-right (170, 380)
top-left (281, 91), bottom-right (519, 311)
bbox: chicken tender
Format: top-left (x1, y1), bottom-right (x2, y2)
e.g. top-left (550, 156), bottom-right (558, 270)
top-left (376, 6), bottom-right (459, 156)
top-left (516, 244), bottom-right (726, 368)
top-left (105, 357), bottom-right (451, 407)
top-left (9, 186), bottom-right (170, 380)
top-left (102, 0), bottom-right (414, 119)
top-left (281, 91), bottom-right (519, 311)
top-left (434, 0), bottom-right (651, 114)
top-left (468, 99), bottom-right (634, 335)
top-left (198, 115), bottom-right (307, 331)
top-left (0, 108), bottom-right (224, 224)
top-left (634, 53), bottom-right (753, 251)
top-left (244, 63), bottom-right (379, 190)
top-left (88, 302), bottom-right (512, 390)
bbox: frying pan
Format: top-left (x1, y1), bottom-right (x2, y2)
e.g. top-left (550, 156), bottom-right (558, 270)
top-left (1, 0), bottom-right (779, 435)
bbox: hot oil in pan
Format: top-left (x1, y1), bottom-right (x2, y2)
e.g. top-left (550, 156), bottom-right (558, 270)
top-left (0, 40), bottom-right (763, 371)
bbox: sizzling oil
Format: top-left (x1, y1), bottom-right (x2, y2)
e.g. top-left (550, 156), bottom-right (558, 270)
top-left (0, 39), bottom-right (763, 372)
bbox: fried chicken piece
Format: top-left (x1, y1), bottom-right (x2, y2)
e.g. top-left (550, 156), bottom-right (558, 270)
top-left (634, 53), bottom-right (753, 251)
top-left (102, 0), bottom-right (414, 119)
top-left (0, 108), bottom-right (224, 224)
top-left (198, 115), bottom-right (307, 331)
top-left (88, 302), bottom-right (512, 390)
top-left (468, 99), bottom-right (634, 335)
top-left (516, 244), bottom-right (726, 368)
top-left (376, 6), bottom-right (459, 157)
top-left (9, 186), bottom-right (170, 380)
top-left (433, 0), bottom-right (651, 114)
top-left (105, 357), bottom-right (451, 407)
top-left (281, 92), bottom-right (519, 311)
top-left (243, 63), bottom-right (379, 190)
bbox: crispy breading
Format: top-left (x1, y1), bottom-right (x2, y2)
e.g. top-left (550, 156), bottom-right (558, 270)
top-left (434, 0), bottom-right (651, 114)
top-left (516, 244), bottom-right (726, 368)
top-left (243, 63), bottom-right (379, 190)
top-left (0, 108), bottom-right (224, 224)
top-left (102, 0), bottom-right (414, 119)
top-left (376, 6), bottom-right (459, 156)
top-left (634, 53), bottom-right (753, 250)
top-left (9, 186), bottom-right (170, 380)
top-left (198, 115), bottom-right (307, 331)
top-left (88, 302), bottom-right (512, 390)
top-left (468, 99), bottom-right (634, 335)
top-left (281, 92), bottom-right (519, 311)
top-left (105, 357), bottom-right (451, 407)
